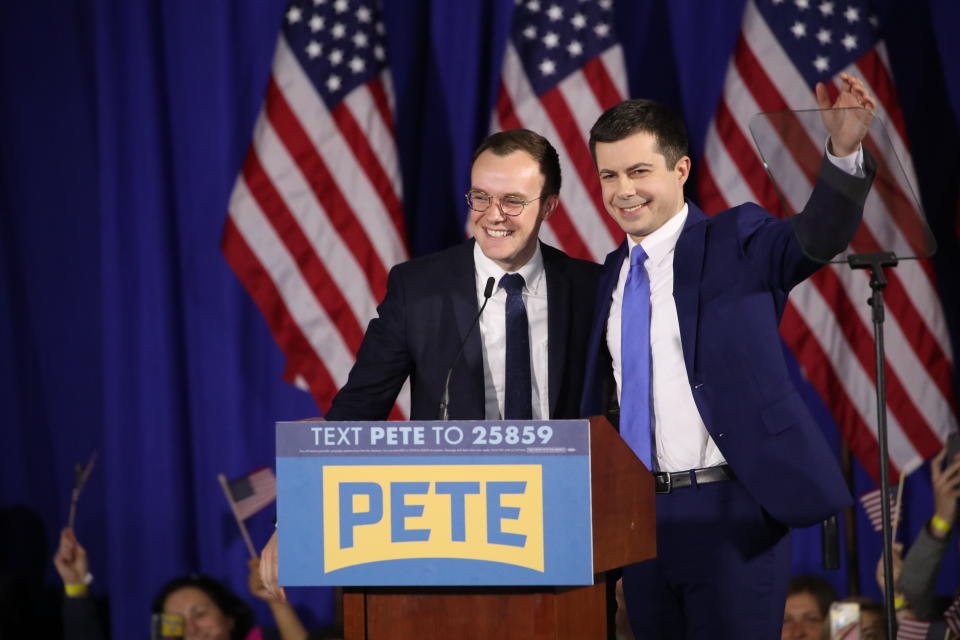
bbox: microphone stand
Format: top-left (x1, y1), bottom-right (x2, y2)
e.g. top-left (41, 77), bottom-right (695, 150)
top-left (847, 250), bottom-right (899, 640)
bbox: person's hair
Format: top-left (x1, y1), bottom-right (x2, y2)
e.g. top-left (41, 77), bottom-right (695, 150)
top-left (588, 99), bottom-right (689, 169)
top-left (472, 129), bottom-right (561, 198)
top-left (787, 574), bottom-right (839, 618)
top-left (152, 574), bottom-right (254, 640)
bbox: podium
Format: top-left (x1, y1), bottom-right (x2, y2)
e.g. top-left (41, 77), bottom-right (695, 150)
top-left (334, 416), bottom-right (655, 639)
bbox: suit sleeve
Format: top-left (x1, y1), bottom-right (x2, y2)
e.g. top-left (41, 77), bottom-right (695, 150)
top-left (325, 265), bottom-right (413, 420)
top-left (740, 148), bottom-right (876, 293)
top-left (899, 524), bottom-right (950, 620)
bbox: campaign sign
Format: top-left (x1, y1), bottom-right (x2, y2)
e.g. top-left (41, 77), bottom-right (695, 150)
top-left (276, 420), bottom-right (592, 586)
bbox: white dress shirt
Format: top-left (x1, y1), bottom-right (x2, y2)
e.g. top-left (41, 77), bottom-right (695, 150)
top-left (606, 205), bottom-right (725, 472)
top-left (606, 144), bottom-right (864, 472)
top-left (474, 242), bottom-right (550, 420)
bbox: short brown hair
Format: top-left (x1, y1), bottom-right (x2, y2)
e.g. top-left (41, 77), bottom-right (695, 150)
top-left (787, 574), bottom-right (839, 618)
top-left (589, 99), bottom-right (689, 169)
top-left (472, 129), bottom-right (561, 198)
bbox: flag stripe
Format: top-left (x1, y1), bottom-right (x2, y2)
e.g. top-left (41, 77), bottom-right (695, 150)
top-left (581, 52), bottom-right (624, 111)
top-left (265, 77), bottom-right (390, 300)
top-left (272, 37), bottom-right (407, 279)
top-left (330, 100), bottom-right (406, 242)
top-left (251, 112), bottom-right (379, 328)
top-left (222, 218), bottom-right (341, 406)
top-left (241, 148), bottom-right (365, 353)
top-left (540, 84), bottom-right (624, 244)
top-left (366, 74), bottom-right (396, 140)
top-left (781, 301), bottom-right (912, 479)
top-left (228, 174), bottom-right (356, 381)
top-left (495, 81), bottom-right (593, 259)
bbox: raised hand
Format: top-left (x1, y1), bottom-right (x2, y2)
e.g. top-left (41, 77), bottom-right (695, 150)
top-left (930, 447), bottom-right (960, 536)
top-left (815, 72), bottom-right (877, 157)
top-left (53, 527), bottom-right (89, 586)
top-left (259, 529), bottom-right (287, 602)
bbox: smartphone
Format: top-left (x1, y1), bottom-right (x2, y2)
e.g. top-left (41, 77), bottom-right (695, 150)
top-left (829, 601), bottom-right (860, 640)
top-left (943, 431), bottom-right (960, 470)
top-left (150, 613), bottom-right (184, 639)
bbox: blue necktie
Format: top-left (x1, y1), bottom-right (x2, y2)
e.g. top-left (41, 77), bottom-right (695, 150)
top-left (500, 273), bottom-right (532, 420)
top-left (621, 245), bottom-right (653, 469)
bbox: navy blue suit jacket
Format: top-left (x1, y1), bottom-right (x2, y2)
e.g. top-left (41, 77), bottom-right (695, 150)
top-left (581, 154), bottom-right (876, 528)
top-left (328, 240), bottom-right (601, 421)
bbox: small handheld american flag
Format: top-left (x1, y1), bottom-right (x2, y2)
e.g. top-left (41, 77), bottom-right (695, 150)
top-left (944, 592), bottom-right (960, 636)
top-left (218, 467), bottom-right (277, 558)
top-left (894, 618), bottom-right (931, 640)
top-left (859, 479), bottom-right (903, 535)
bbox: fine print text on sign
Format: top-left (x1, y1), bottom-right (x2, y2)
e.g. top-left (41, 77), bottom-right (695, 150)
top-left (276, 420), bottom-right (593, 587)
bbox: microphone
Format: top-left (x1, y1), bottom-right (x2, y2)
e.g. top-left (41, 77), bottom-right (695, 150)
top-left (438, 276), bottom-right (495, 420)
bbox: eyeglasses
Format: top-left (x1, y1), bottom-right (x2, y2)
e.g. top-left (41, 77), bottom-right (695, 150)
top-left (465, 190), bottom-right (542, 217)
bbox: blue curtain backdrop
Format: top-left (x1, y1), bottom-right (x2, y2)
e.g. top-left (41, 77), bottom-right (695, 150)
top-left (1, 1), bottom-right (958, 638)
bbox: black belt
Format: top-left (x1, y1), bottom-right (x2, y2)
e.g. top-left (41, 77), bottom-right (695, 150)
top-left (654, 465), bottom-right (734, 493)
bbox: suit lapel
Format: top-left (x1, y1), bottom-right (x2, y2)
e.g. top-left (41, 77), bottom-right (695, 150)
top-left (586, 242), bottom-right (627, 389)
top-left (448, 241), bottom-right (485, 416)
top-left (543, 245), bottom-right (569, 417)
top-left (673, 203), bottom-right (708, 378)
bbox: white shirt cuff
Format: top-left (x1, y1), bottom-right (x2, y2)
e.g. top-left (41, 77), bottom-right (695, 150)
top-left (825, 138), bottom-right (865, 177)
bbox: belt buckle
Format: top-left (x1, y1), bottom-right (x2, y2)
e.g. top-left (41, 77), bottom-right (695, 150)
top-left (657, 472), bottom-right (672, 494)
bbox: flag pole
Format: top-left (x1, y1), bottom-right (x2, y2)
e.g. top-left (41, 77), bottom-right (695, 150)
top-left (68, 450), bottom-right (98, 530)
top-left (891, 471), bottom-right (905, 543)
top-left (218, 473), bottom-right (258, 559)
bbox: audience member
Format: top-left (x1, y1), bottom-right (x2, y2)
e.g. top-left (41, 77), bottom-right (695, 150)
top-left (54, 527), bottom-right (315, 640)
top-left (899, 446), bottom-right (960, 620)
top-left (783, 574), bottom-right (838, 640)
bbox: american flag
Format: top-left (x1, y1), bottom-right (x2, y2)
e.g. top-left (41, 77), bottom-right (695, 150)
top-left (490, 0), bottom-right (627, 261)
top-left (895, 618), bottom-right (931, 640)
top-left (858, 486), bottom-right (900, 533)
top-left (698, 0), bottom-right (957, 481)
top-left (222, 0), bottom-right (409, 417)
top-left (945, 592), bottom-right (960, 636)
top-left (223, 467), bottom-right (276, 520)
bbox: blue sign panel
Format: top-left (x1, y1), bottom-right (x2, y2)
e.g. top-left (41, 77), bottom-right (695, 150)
top-left (276, 420), bottom-right (593, 586)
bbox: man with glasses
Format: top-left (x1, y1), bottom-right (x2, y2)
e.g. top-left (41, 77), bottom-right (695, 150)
top-left (323, 128), bottom-right (600, 423)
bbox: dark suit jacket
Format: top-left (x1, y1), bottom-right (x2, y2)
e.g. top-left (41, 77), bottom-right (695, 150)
top-left (581, 154), bottom-right (876, 528)
top-left (327, 240), bottom-right (601, 421)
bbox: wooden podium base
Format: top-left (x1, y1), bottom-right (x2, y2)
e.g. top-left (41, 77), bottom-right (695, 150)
top-left (343, 575), bottom-right (610, 640)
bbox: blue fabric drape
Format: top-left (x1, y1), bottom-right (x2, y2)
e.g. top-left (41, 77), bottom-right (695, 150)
top-left (2, 1), bottom-right (958, 638)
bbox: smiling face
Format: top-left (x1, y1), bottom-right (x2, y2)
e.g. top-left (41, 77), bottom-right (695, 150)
top-left (595, 130), bottom-right (689, 243)
top-left (469, 149), bottom-right (556, 272)
top-left (163, 586), bottom-right (234, 640)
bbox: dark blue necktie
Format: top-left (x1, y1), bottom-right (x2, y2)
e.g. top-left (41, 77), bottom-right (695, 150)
top-left (500, 273), bottom-right (532, 420)
top-left (621, 245), bottom-right (653, 469)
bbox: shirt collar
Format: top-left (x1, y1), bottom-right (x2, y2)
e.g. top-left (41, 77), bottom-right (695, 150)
top-left (473, 240), bottom-right (545, 295)
top-left (626, 203), bottom-right (688, 268)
